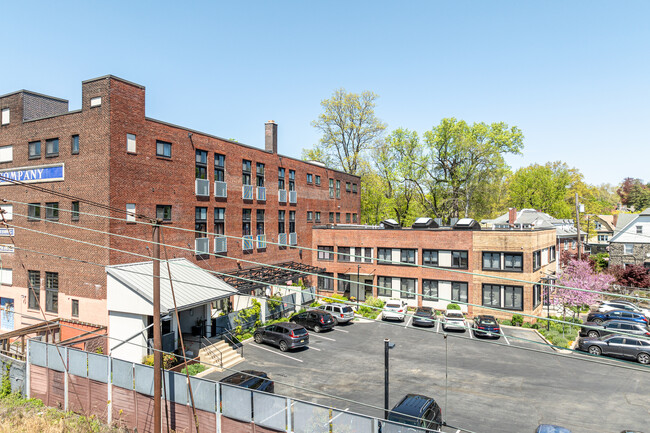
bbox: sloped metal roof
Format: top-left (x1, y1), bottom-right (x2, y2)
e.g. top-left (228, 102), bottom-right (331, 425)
top-left (106, 258), bottom-right (236, 314)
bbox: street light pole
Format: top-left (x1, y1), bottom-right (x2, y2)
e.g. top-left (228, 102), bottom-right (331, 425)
top-left (384, 338), bottom-right (395, 420)
top-left (444, 333), bottom-right (448, 425)
top-left (575, 192), bottom-right (582, 261)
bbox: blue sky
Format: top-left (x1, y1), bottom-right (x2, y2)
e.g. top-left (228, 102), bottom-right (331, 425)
top-left (1, 1), bottom-right (648, 186)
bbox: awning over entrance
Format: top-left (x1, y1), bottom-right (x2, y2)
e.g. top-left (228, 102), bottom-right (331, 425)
top-left (220, 261), bottom-right (325, 294)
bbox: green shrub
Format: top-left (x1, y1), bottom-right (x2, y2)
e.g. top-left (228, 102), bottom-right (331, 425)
top-left (1, 363), bottom-right (11, 397)
top-left (240, 333), bottom-right (252, 341)
top-left (364, 297), bottom-right (385, 309)
top-left (310, 301), bottom-right (320, 307)
top-left (324, 294), bottom-right (348, 304)
top-left (499, 319), bottom-right (512, 326)
top-left (180, 363), bottom-right (207, 376)
top-left (142, 353), bottom-right (177, 369)
top-left (511, 314), bottom-right (523, 326)
top-left (447, 303), bottom-right (461, 310)
top-left (522, 322), bottom-right (532, 328)
top-left (357, 305), bottom-right (380, 319)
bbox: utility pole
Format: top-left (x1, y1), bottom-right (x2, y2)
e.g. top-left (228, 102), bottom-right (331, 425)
top-left (575, 192), bottom-right (582, 261)
top-left (153, 221), bottom-right (162, 433)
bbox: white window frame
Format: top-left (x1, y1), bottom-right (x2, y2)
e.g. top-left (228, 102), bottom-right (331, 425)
top-left (126, 203), bottom-right (136, 222)
top-left (0, 145), bottom-right (12, 163)
top-left (0, 204), bottom-right (12, 221)
top-left (1, 108), bottom-right (9, 125)
top-left (90, 97), bottom-right (102, 107)
top-left (127, 134), bottom-right (136, 153)
top-left (624, 244), bottom-right (634, 255)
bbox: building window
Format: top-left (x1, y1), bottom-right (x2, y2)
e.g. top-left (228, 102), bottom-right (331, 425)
top-left (597, 235), bottom-right (609, 242)
top-left (71, 299), bottom-right (79, 318)
top-left (0, 204), bottom-right (11, 220)
top-left (156, 140), bottom-right (172, 158)
top-left (90, 96), bottom-right (102, 107)
top-left (318, 246), bottom-right (334, 261)
top-left (45, 138), bottom-right (59, 157)
top-left (315, 175), bottom-right (321, 186)
top-left (533, 250), bottom-right (542, 271)
top-left (451, 282), bottom-right (468, 304)
top-left (45, 202), bottom-right (59, 221)
top-left (242, 209), bottom-right (251, 236)
top-left (329, 212), bottom-right (334, 223)
top-left (336, 212), bottom-right (340, 223)
top-left (127, 133), bottom-right (136, 153)
top-left (195, 207), bottom-right (208, 237)
top-left (156, 205), bottom-right (172, 221)
top-left (215, 154), bottom-right (225, 181)
top-left (624, 244), bottom-right (634, 255)
top-left (315, 212), bottom-right (321, 223)
top-left (1, 108), bottom-right (9, 125)
top-left (422, 280), bottom-right (438, 301)
top-left (482, 284), bottom-right (500, 307)
top-left (289, 211), bottom-right (295, 233)
top-left (377, 276), bottom-right (392, 297)
top-left (504, 286), bottom-right (523, 310)
top-left (196, 150), bottom-right (208, 179)
top-left (352, 183), bottom-right (357, 193)
top-left (483, 252), bottom-right (500, 270)
top-left (637, 225), bottom-right (643, 234)
top-left (401, 278), bottom-right (416, 299)
top-left (28, 270), bottom-right (40, 310)
top-left (0, 145), bottom-right (12, 163)
top-left (214, 208), bottom-right (225, 235)
top-left (346, 182), bottom-right (351, 192)
top-left (353, 213), bottom-right (357, 223)
top-left (364, 248), bottom-right (372, 263)
top-left (28, 203), bottom-right (41, 221)
top-left (28, 141), bottom-right (41, 159)
top-left (242, 160), bottom-right (252, 185)
top-left (533, 284), bottom-right (542, 308)
top-left (564, 241), bottom-right (569, 251)
top-left (256, 209), bottom-right (265, 236)
top-left (278, 168), bottom-right (285, 190)
top-left (318, 273), bottom-right (334, 291)
top-left (346, 213), bottom-right (351, 223)
top-left (338, 274), bottom-right (351, 294)
top-left (549, 246), bottom-right (556, 262)
top-left (71, 135), bottom-right (79, 154)
top-left (338, 247), bottom-right (351, 262)
top-left (256, 163), bottom-right (265, 187)
top-left (289, 170), bottom-right (296, 191)
top-left (594, 222), bottom-right (602, 230)
top-left (307, 211), bottom-right (313, 222)
top-left (451, 251), bottom-right (468, 269)
top-left (378, 248), bottom-right (392, 265)
top-left (307, 173), bottom-right (313, 184)
top-left (422, 250), bottom-right (438, 266)
top-left (278, 210), bottom-right (285, 234)
top-left (504, 253), bottom-right (523, 271)
top-left (329, 179), bottom-right (334, 198)
top-left (400, 249), bottom-right (416, 264)
top-left (336, 180), bottom-right (341, 198)
top-left (45, 272), bottom-right (58, 314)
top-left (126, 203), bottom-right (136, 223)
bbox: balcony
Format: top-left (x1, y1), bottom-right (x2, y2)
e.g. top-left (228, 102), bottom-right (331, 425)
top-left (214, 236), bottom-right (227, 254)
top-left (243, 235), bottom-right (254, 251)
top-left (256, 186), bottom-right (266, 201)
top-left (195, 178), bottom-right (210, 197)
top-left (195, 237), bottom-right (209, 255)
top-left (278, 189), bottom-right (287, 203)
top-left (256, 234), bottom-right (266, 249)
top-left (214, 181), bottom-right (227, 198)
top-left (289, 190), bottom-right (297, 204)
top-left (242, 185), bottom-right (254, 200)
top-left (278, 232), bottom-right (287, 246)
top-left (289, 232), bottom-right (297, 246)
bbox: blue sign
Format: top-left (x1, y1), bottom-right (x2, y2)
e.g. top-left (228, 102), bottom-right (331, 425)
top-left (0, 163), bottom-right (64, 185)
top-left (0, 229), bottom-right (15, 236)
top-left (0, 245), bottom-right (13, 253)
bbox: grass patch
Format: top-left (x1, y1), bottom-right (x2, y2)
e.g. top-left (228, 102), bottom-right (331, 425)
top-left (535, 316), bottom-right (581, 348)
top-left (180, 363), bottom-right (207, 376)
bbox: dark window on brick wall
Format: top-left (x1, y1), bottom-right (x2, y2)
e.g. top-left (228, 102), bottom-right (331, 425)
top-left (156, 140), bottom-right (172, 158)
top-left (45, 202), bottom-right (59, 221)
top-left (28, 203), bottom-right (41, 221)
top-left (28, 141), bottom-right (41, 159)
top-left (45, 138), bottom-right (59, 157)
top-left (156, 205), bottom-right (172, 221)
top-left (215, 154), bottom-right (225, 181)
top-left (71, 135), bottom-right (79, 154)
top-left (28, 270), bottom-right (40, 310)
top-left (71, 201), bottom-right (80, 221)
top-left (196, 150), bottom-right (208, 179)
top-left (45, 272), bottom-right (59, 314)
top-left (71, 299), bottom-right (79, 317)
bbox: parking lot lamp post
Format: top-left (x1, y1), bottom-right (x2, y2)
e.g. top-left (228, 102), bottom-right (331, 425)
top-left (384, 338), bottom-right (395, 420)
top-left (444, 333), bottom-right (448, 425)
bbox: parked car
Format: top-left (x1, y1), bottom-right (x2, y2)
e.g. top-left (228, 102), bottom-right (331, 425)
top-left (598, 300), bottom-right (650, 317)
top-left (579, 320), bottom-right (650, 339)
top-left (220, 370), bottom-right (274, 393)
top-left (412, 307), bottom-right (436, 327)
top-left (317, 304), bottom-right (355, 325)
top-left (535, 425), bottom-right (572, 433)
top-left (383, 300), bottom-right (407, 322)
top-left (386, 394), bottom-right (443, 431)
top-left (441, 309), bottom-right (466, 332)
top-left (253, 322), bottom-right (309, 352)
top-left (472, 315), bottom-right (501, 338)
top-left (576, 335), bottom-right (650, 364)
top-left (586, 310), bottom-right (649, 326)
top-left (290, 310), bottom-right (335, 333)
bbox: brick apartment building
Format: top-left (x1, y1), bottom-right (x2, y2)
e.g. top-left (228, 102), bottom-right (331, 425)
top-left (312, 218), bottom-right (556, 319)
top-left (0, 75), bottom-right (360, 333)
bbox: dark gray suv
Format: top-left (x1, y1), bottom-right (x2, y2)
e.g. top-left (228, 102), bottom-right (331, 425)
top-left (577, 335), bottom-right (650, 364)
top-left (253, 322), bottom-right (309, 352)
top-left (580, 320), bottom-right (650, 339)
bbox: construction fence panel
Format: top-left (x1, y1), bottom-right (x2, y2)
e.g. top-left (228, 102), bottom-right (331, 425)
top-left (111, 358), bottom-right (134, 390)
top-left (46, 345), bottom-right (67, 372)
top-left (68, 348), bottom-right (88, 378)
top-left (381, 420), bottom-right (427, 433)
top-left (134, 363), bottom-right (154, 396)
top-left (189, 376), bottom-right (217, 413)
top-left (29, 340), bottom-right (47, 367)
top-left (164, 370), bottom-right (188, 405)
top-left (221, 383), bottom-right (252, 422)
top-left (252, 390), bottom-right (287, 431)
top-left (331, 410), bottom-right (374, 433)
top-left (87, 352), bottom-right (109, 383)
top-left (292, 400), bottom-right (330, 433)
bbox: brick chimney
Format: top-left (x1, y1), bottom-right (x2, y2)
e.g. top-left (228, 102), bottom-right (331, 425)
top-left (265, 121), bottom-right (277, 154)
top-left (508, 208), bottom-right (517, 225)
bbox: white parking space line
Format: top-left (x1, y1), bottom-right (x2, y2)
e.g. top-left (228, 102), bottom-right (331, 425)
top-left (309, 346), bottom-right (322, 351)
top-left (467, 322), bottom-right (473, 339)
top-left (332, 328), bottom-right (349, 333)
top-left (405, 316), bottom-right (413, 328)
top-left (501, 330), bottom-right (510, 345)
top-left (436, 320), bottom-right (440, 333)
top-left (249, 344), bottom-right (303, 362)
top-left (309, 333), bottom-right (336, 342)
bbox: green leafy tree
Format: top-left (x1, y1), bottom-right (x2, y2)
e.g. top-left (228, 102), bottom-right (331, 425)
top-left (306, 88), bottom-right (386, 175)
top-left (507, 162), bottom-right (573, 218)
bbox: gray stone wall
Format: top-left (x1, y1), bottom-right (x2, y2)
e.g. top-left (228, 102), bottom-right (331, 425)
top-left (609, 242), bottom-right (650, 267)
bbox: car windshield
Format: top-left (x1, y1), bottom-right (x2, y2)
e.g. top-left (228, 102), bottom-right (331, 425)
top-left (446, 312), bottom-right (464, 319)
top-left (341, 307), bottom-right (353, 313)
top-left (386, 303), bottom-right (401, 309)
top-left (480, 318), bottom-right (497, 325)
top-left (292, 327), bottom-right (308, 336)
top-left (387, 413), bottom-right (420, 427)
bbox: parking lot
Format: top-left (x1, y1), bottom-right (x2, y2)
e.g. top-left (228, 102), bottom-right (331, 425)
top-left (205, 316), bottom-right (650, 433)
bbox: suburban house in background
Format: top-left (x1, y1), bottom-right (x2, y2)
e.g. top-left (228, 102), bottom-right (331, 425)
top-left (608, 208), bottom-right (650, 269)
top-left (586, 214), bottom-right (615, 254)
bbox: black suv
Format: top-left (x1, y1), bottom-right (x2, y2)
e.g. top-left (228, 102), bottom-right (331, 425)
top-left (386, 394), bottom-right (443, 431)
top-left (219, 370), bottom-right (274, 393)
top-left (290, 310), bottom-right (335, 333)
top-left (253, 322), bottom-right (309, 352)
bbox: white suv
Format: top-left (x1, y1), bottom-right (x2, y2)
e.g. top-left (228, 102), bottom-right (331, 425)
top-left (441, 309), bottom-right (467, 331)
top-left (317, 304), bottom-right (355, 324)
top-left (382, 300), bottom-right (407, 321)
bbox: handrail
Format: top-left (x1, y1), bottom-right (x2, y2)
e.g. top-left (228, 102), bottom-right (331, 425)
top-left (201, 336), bottom-right (222, 369)
top-left (214, 326), bottom-right (244, 359)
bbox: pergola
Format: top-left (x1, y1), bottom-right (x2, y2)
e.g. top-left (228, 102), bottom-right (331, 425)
top-left (220, 261), bottom-right (325, 293)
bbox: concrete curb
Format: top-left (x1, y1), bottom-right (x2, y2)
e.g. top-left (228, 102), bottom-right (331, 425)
top-left (499, 324), bottom-right (570, 353)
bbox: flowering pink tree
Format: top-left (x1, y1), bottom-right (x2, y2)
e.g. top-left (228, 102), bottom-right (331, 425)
top-left (553, 259), bottom-right (615, 320)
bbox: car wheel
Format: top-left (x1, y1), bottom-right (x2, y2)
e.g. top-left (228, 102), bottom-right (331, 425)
top-left (332, 317), bottom-right (339, 325)
top-left (637, 352), bottom-right (650, 365)
top-left (588, 345), bottom-right (602, 356)
top-left (254, 334), bottom-right (263, 344)
top-left (314, 325), bottom-right (322, 333)
top-left (279, 340), bottom-right (289, 352)
top-left (587, 331), bottom-right (599, 338)
top-left (593, 318), bottom-right (603, 325)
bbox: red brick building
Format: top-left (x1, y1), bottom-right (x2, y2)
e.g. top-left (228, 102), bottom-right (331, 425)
top-left (0, 75), bottom-right (360, 331)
